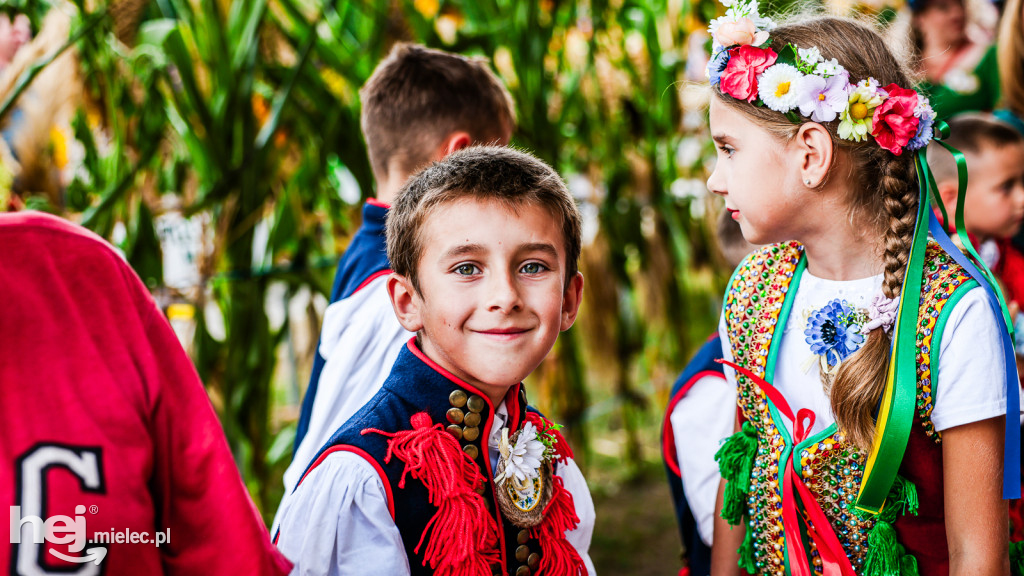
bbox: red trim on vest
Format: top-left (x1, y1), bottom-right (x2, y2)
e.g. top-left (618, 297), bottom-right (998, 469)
top-left (299, 445), bottom-right (396, 520)
top-left (662, 370), bottom-right (725, 477)
top-left (406, 337), bottom-right (514, 567)
top-left (407, 338), bottom-right (504, 414)
top-left (353, 269), bottom-right (392, 294)
top-left (366, 198), bottom-right (391, 209)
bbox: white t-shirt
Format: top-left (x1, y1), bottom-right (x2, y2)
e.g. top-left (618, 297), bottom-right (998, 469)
top-left (718, 267), bottom-right (1015, 436)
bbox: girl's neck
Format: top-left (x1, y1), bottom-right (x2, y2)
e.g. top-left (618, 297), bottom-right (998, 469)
top-left (799, 218), bottom-right (885, 281)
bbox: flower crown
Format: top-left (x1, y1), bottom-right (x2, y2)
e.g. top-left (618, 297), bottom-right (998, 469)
top-left (706, 0), bottom-right (935, 155)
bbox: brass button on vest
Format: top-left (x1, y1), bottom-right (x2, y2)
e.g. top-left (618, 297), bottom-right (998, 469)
top-left (517, 529), bottom-right (529, 544)
top-left (445, 425), bottom-right (463, 440)
top-left (462, 444), bottom-right (479, 460)
top-left (446, 407), bottom-right (464, 424)
top-left (527, 553), bottom-right (540, 569)
top-left (449, 390), bottom-right (468, 408)
top-left (467, 395), bottom-right (486, 413)
top-left (515, 545), bottom-right (530, 562)
top-left (463, 412), bottom-right (482, 427)
top-left (515, 566), bottom-right (531, 576)
top-left (462, 426), bottom-right (480, 442)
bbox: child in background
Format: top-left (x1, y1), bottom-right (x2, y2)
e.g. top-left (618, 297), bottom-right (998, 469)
top-left (662, 210), bottom-right (756, 576)
top-left (928, 114), bottom-right (1024, 313)
top-left (285, 43), bottom-right (515, 497)
top-left (705, 5), bottom-right (1018, 574)
top-left (274, 147), bottom-right (595, 575)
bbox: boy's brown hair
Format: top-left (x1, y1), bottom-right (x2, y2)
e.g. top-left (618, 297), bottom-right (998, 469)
top-left (360, 43), bottom-right (516, 180)
top-left (386, 146), bottom-right (581, 294)
top-left (927, 114), bottom-right (1024, 184)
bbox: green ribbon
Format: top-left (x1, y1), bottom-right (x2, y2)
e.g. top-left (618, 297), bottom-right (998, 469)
top-left (854, 150), bottom-right (929, 514)
top-left (927, 136), bottom-right (1015, 340)
top-left (856, 120), bottom-right (1017, 513)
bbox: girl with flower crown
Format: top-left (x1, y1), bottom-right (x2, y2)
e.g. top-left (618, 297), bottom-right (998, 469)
top-left (704, 6), bottom-right (1021, 575)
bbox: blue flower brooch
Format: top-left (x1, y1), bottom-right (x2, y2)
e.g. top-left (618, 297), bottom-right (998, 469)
top-left (804, 299), bottom-right (868, 373)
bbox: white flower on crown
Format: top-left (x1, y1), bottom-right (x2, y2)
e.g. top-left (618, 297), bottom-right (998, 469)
top-left (798, 47), bottom-right (823, 64)
top-left (858, 77), bottom-right (881, 91)
top-left (814, 58), bottom-right (844, 77)
top-left (758, 64), bottom-right (804, 113)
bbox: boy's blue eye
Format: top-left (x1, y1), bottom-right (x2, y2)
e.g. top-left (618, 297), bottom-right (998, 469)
top-left (719, 145), bottom-right (735, 158)
top-left (520, 262), bottom-right (546, 274)
top-left (455, 264), bottom-right (478, 275)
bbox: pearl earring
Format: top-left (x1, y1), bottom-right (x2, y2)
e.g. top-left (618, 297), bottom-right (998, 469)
top-left (805, 179), bottom-right (812, 186)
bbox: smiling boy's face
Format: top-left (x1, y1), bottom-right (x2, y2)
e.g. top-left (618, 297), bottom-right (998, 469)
top-left (387, 197), bottom-right (583, 405)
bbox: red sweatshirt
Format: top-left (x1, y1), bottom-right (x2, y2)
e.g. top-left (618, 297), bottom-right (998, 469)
top-left (0, 212), bottom-right (290, 575)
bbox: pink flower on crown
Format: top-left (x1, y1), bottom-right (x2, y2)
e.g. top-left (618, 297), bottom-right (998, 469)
top-left (870, 84), bottom-right (920, 155)
top-left (714, 17), bottom-right (770, 47)
top-left (719, 45), bottom-right (778, 103)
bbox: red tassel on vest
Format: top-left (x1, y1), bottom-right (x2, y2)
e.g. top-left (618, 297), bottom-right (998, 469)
top-left (363, 412), bottom-right (501, 575)
top-left (529, 475), bottom-right (586, 575)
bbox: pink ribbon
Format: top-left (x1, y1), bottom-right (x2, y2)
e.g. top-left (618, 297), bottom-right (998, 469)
top-left (718, 359), bottom-right (857, 576)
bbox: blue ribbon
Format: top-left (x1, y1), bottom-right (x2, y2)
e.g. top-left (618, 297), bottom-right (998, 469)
top-left (927, 211), bottom-right (1021, 499)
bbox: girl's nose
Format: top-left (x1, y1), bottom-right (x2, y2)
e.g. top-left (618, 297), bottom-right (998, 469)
top-left (707, 163), bottom-right (726, 197)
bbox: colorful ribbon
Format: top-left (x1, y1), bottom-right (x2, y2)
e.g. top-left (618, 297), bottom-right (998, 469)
top-left (719, 359), bottom-right (857, 576)
top-left (856, 121), bottom-right (1021, 514)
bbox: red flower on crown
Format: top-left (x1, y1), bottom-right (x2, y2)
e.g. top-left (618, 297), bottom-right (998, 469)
top-left (870, 84), bottom-right (920, 155)
top-left (719, 45), bottom-right (778, 103)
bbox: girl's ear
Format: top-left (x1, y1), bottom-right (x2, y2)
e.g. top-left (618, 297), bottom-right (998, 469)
top-left (387, 273), bottom-right (425, 333)
top-left (793, 122), bottom-right (834, 189)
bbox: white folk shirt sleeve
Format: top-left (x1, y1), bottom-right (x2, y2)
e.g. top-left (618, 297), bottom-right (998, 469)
top-left (670, 373), bottom-right (737, 546)
top-left (274, 452), bottom-right (410, 576)
top-left (932, 286), bottom-right (1021, 430)
top-left (276, 275), bottom-right (412, 530)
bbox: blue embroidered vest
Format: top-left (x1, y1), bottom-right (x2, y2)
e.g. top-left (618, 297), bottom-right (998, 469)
top-left (303, 341), bottom-right (547, 576)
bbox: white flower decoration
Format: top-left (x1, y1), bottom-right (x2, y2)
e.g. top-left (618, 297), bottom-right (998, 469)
top-left (758, 64), bottom-right (804, 113)
top-left (814, 58), bottom-right (844, 77)
top-left (494, 422), bottom-right (546, 485)
top-left (798, 47), bottom-right (822, 64)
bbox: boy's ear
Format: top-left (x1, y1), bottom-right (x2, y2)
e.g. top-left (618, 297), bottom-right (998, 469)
top-left (936, 180), bottom-right (959, 209)
top-left (559, 272), bottom-right (585, 332)
top-left (435, 131), bottom-right (472, 161)
top-left (793, 122), bottom-right (833, 189)
top-left (387, 273), bottom-right (424, 333)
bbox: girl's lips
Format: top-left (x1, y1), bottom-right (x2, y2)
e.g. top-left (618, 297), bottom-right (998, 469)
top-left (727, 208), bottom-right (739, 220)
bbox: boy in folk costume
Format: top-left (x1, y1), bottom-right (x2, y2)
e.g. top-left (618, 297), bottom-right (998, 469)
top-left (274, 146), bottom-right (595, 575)
top-left (286, 44), bottom-right (517, 500)
top-left (704, 3), bottom-right (1021, 574)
